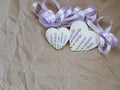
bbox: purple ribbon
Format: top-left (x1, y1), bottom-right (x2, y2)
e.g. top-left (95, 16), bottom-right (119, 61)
top-left (87, 16), bottom-right (118, 54)
top-left (32, 0), bottom-right (97, 28)
top-left (32, 0), bottom-right (118, 54)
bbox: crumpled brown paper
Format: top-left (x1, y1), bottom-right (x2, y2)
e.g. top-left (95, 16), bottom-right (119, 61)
top-left (0, 0), bottom-right (120, 90)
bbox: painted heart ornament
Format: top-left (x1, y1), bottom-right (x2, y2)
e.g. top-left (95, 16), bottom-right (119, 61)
top-left (46, 27), bottom-right (70, 50)
top-left (70, 21), bottom-right (100, 51)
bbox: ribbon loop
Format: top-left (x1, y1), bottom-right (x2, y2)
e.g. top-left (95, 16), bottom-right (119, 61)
top-left (89, 17), bottom-right (118, 54)
top-left (39, 9), bottom-right (57, 27)
top-left (56, 6), bottom-right (72, 20)
top-left (32, 0), bottom-right (118, 54)
top-left (84, 6), bottom-right (97, 22)
top-left (72, 7), bottom-right (81, 14)
top-left (32, 0), bottom-right (98, 28)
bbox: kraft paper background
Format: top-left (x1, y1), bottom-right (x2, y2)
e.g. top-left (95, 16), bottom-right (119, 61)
top-left (0, 0), bottom-right (120, 90)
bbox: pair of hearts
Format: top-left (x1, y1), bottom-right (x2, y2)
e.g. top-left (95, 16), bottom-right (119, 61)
top-left (46, 21), bottom-right (100, 51)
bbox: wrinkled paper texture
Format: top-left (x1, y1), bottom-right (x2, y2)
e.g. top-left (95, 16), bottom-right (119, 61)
top-left (0, 0), bottom-right (120, 90)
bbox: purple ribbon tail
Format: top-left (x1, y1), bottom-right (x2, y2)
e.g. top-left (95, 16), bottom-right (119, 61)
top-left (87, 16), bottom-right (118, 54)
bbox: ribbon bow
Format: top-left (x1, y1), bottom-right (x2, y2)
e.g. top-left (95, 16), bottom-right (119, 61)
top-left (87, 16), bottom-right (118, 54)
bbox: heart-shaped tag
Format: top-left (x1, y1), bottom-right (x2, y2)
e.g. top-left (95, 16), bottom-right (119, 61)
top-left (70, 21), bottom-right (100, 51)
top-left (46, 27), bottom-right (70, 50)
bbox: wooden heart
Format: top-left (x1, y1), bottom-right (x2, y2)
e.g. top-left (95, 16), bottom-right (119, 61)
top-left (70, 21), bottom-right (100, 51)
top-left (46, 27), bottom-right (70, 50)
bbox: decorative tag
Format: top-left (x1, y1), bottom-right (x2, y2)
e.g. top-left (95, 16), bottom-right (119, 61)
top-left (46, 27), bottom-right (70, 50)
top-left (70, 21), bottom-right (100, 51)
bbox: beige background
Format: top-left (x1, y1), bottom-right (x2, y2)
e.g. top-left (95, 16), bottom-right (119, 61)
top-left (0, 0), bottom-right (120, 90)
